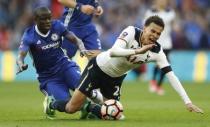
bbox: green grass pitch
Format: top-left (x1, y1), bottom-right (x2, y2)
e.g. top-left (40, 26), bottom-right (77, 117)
top-left (0, 81), bottom-right (209, 127)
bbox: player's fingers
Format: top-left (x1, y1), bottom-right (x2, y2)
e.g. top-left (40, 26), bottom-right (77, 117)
top-left (188, 104), bottom-right (204, 114)
top-left (194, 107), bottom-right (204, 114)
top-left (138, 45), bottom-right (154, 53)
top-left (22, 64), bottom-right (28, 70)
top-left (94, 7), bottom-right (103, 16)
top-left (87, 6), bottom-right (95, 14)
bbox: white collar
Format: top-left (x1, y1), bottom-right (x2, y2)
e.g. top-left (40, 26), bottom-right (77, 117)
top-left (35, 25), bottom-right (50, 37)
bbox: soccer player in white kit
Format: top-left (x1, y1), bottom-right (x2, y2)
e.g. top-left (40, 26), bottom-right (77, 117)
top-left (144, 0), bottom-right (176, 95)
top-left (46, 15), bottom-right (203, 119)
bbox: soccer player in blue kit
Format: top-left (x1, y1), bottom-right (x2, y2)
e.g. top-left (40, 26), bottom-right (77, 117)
top-left (58, 0), bottom-right (103, 58)
top-left (16, 7), bottom-right (94, 119)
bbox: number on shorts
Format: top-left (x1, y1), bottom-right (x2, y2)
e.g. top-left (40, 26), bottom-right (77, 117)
top-left (113, 86), bottom-right (120, 97)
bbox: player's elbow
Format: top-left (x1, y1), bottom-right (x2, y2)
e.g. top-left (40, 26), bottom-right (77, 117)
top-left (110, 51), bottom-right (117, 57)
top-left (109, 51), bottom-right (114, 57)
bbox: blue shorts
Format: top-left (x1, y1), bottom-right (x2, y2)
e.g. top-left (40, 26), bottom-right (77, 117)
top-left (39, 62), bottom-right (81, 100)
top-left (62, 24), bottom-right (101, 58)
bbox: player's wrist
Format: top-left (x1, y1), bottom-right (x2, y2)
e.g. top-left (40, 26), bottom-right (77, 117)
top-left (75, 2), bottom-right (83, 11)
top-left (16, 60), bottom-right (23, 67)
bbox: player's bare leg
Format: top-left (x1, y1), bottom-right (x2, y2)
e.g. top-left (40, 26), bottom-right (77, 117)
top-left (65, 89), bottom-right (87, 113)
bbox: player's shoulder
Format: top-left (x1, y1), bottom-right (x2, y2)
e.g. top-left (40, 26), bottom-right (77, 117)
top-left (51, 20), bottom-right (66, 31)
top-left (22, 26), bottom-right (35, 41)
top-left (124, 26), bottom-right (135, 31)
top-left (52, 20), bottom-right (64, 27)
top-left (123, 26), bottom-right (142, 35)
top-left (150, 42), bottom-right (162, 53)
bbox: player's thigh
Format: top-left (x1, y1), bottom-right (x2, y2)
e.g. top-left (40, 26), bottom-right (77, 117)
top-left (100, 75), bottom-right (126, 100)
top-left (42, 81), bottom-right (70, 100)
top-left (66, 89), bottom-right (87, 113)
top-left (78, 58), bottom-right (98, 98)
top-left (63, 63), bottom-right (81, 90)
top-left (61, 39), bottom-right (78, 58)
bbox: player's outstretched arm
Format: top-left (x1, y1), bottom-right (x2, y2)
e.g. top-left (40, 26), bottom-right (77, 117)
top-left (186, 103), bottom-right (203, 114)
top-left (110, 44), bottom-right (155, 57)
top-left (65, 31), bottom-right (97, 59)
top-left (165, 72), bottom-right (204, 114)
top-left (16, 51), bottom-right (28, 74)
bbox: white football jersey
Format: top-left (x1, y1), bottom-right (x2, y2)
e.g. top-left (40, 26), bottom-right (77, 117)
top-left (96, 26), bottom-right (170, 77)
top-left (144, 8), bottom-right (175, 49)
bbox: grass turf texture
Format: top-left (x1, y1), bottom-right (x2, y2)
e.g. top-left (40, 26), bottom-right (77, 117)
top-left (0, 81), bottom-right (209, 127)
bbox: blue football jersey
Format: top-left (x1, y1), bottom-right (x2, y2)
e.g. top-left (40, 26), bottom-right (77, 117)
top-left (60, 0), bottom-right (98, 27)
top-left (19, 20), bottom-right (72, 77)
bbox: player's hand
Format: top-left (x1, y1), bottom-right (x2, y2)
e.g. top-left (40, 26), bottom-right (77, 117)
top-left (16, 62), bottom-right (28, 74)
top-left (94, 6), bottom-right (103, 16)
top-left (186, 103), bottom-right (204, 114)
top-left (81, 5), bottom-right (95, 15)
top-left (135, 44), bottom-right (156, 54)
top-left (80, 50), bottom-right (101, 60)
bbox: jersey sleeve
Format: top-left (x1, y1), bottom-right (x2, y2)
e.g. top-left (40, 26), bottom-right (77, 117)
top-left (19, 32), bottom-right (30, 52)
top-left (117, 26), bottom-right (135, 45)
top-left (155, 48), bottom-right (171, 74)
top-left (166, 72), bottom-right (192, 104)
top-left (109, 26), bottom-right (136, 57)
top-left (155, 48), bottom-right (191, 104)
top-left (54, 20), bottom-right (68, 36)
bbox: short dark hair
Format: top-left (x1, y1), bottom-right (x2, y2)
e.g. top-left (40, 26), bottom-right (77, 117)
top-left (34, 6), bottom-right (51, 17)
top-left (144, 15), bottom-right (165, 28)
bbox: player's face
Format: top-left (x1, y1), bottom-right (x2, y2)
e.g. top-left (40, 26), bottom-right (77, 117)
top-left (35, 11), bottom-right (52, 34)
top-left (142, 23), bottom-right (163, 45)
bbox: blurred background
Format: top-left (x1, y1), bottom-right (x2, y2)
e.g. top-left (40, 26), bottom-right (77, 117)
top-left (0, 0), bottom-right (210, 82)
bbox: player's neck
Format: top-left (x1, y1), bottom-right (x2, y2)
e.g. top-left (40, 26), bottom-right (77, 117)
top-left (35, 25), bottom-right (50, 37)
top-left (39, 28), bottom-right (49, 35)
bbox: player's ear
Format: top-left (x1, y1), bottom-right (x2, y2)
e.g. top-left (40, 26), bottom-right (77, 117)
top-left (34, 16), bottom-right (38, 23)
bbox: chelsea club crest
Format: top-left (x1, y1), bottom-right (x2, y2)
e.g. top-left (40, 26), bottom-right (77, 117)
top-left (51, 33), bottom-right (59, 41)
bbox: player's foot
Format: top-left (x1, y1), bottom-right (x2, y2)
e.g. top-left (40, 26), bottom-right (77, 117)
top-left (43, 95), bottom-right (56, 119)
top-left (80, 101), bottom-right (91, 119)
top-left (87, 112), bottom-right (100, 119)
top-left (149, 80), bottom-right (157, 93)
top-left (156, 86), bottom-right (165, 95)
